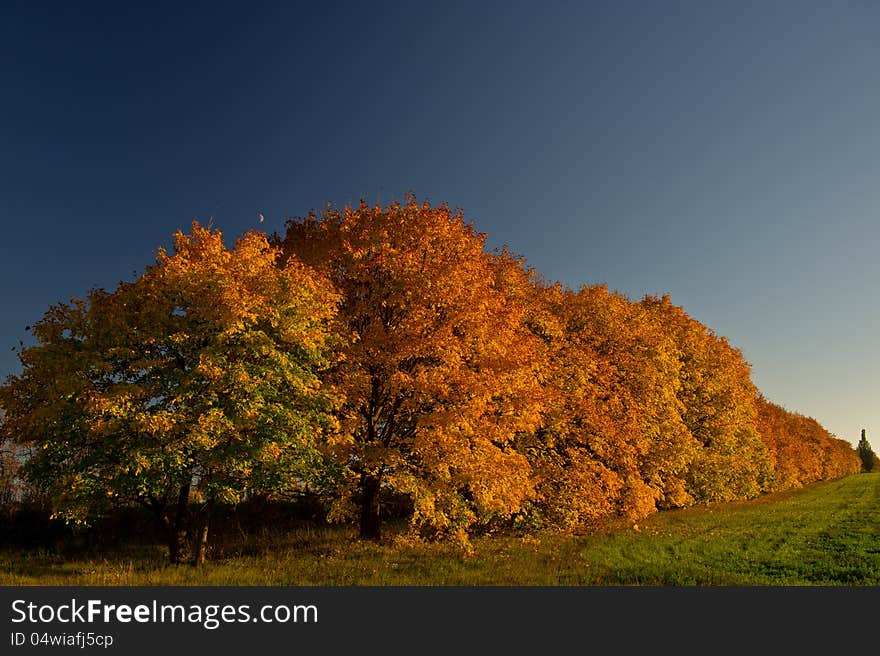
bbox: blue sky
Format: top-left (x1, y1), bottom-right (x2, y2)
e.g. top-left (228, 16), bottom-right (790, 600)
top-left (2, 1), bottom-right (879, 446)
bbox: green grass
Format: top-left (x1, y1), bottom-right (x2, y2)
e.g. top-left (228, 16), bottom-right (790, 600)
top-left (2, 473), bottom-right (879, 586)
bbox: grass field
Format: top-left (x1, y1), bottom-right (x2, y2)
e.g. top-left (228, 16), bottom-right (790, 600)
top-left (2, 473), bottom-right (879, 586)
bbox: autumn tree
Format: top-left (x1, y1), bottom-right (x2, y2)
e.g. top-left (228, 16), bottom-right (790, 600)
top-left (0, 223), bottom-right (340, 563)
top-left (857, 429), bottom-right (876, 473)
top-left (643, 296), bottom-right (772, 502)
top-left (754, 396), bottom-right (795, 489)
top-left (520, 284), bottom-right (699, 529)
top-left (755, 396), bottom-right (860, 489)
top-left (282, 199), bottom-right (545, 542)
top-left (823, 434), bottom-right (861, 478)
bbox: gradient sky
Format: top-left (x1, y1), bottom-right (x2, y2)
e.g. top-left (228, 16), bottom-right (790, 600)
top-left (2, 1), bottom-right (879, 447)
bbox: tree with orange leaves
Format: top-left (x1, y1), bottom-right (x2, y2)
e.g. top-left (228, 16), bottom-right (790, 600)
top-left (520, 284), bottom-right (700, 529)
top-left (282, 199), bottom-right (544, 542)
top-left (755, 396), bottom-right (860, 488)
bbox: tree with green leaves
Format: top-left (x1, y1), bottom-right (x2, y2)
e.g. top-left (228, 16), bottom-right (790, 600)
top-left (857, 429), bottom-right (876, 473)
top-left (0, 223), bottom-right (341, 564)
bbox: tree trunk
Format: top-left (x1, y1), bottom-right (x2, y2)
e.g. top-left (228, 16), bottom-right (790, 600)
top-left (359, 473), bottom-right (382, 540)
top-left (195, 497), bottom-right (214, 568)
top-left (168, 482), bottom-right (191, 565)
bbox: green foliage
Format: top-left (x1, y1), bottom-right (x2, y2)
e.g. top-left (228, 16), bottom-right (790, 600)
top-left (857, 429), bottom-right (876, 473)
top-left (0, 225), bottom-right (341, 550)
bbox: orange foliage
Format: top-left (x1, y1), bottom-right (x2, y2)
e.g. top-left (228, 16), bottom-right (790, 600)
top-left (755, 396), bottom-right (860, 490)
top-left (643, 296), bottom-right (772, 503)
top-left (282, 199), bottom-right (544, 541)
top-left (522, 284), bottom-right (698, 527)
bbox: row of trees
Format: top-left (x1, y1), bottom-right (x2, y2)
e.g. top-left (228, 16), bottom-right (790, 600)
top-left (0, 199), bottom-right (862, 562)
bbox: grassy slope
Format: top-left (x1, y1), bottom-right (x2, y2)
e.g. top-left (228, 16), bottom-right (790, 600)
top-left (2, 473), bottom-right (879, 586)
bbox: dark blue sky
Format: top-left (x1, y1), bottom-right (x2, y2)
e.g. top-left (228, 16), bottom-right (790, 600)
top-left (3, 1), bottom-right (880, 445)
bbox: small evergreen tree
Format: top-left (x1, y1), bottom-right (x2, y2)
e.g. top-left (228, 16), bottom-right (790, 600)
top-left (857, 429), bottom-right (876, 473)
